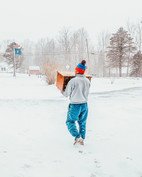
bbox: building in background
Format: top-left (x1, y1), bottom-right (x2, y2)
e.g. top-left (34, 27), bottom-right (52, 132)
top-left (28, 66), bottom-right (40, 76)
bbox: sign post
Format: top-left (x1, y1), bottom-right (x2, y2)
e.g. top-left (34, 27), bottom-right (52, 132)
top-left (13, 48), bottom-right (16, 77)
top-left (13, 47), bottom-right (22, 77)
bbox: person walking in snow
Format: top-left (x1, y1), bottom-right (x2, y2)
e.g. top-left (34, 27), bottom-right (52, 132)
top-left (62, 60), bottom-right (90, 145)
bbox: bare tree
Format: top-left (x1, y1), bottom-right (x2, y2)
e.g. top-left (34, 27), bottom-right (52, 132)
top-left (34, 38), bottom-right (58, 81)
top-left (57, 27), bottom-right (72, 69)
top-left (135, 22), bottom-right (142, 51)
top-left (71, 28), bottom-right (92, 72)
top-left (70, 31), bottom-right (80, 65)
top-left (77, 28), bottom-right (88, 60)
top-left (21, 39), bottom-right (35, 73)
top-left (126, 21), bottom-right (137, 76)
top-left (97, 31), bottom-right (111, 76)
top-left (35, 38), bottom-right (50, 67)
top-left (58, 27), bottom-right (71, 53)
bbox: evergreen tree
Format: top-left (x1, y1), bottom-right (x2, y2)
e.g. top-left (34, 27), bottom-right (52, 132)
top-left (130, 51), bottom-right (142, 77)
top-left (107, 27), bottom-right (136, 77)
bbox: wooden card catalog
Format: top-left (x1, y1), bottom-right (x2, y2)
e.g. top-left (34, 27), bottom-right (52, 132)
top-left (56, 71), bottom-right (91, 91)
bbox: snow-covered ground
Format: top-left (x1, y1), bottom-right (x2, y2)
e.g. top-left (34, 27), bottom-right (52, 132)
top-left (0, 73), bottom-right (142, 177)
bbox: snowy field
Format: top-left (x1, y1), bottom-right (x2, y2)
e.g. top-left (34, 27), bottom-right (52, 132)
top-left (0, 73), bottom-right (142, 177)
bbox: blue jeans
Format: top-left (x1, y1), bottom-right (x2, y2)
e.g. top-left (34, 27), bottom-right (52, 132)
top-left (66, 103), bottom-right (88, 140)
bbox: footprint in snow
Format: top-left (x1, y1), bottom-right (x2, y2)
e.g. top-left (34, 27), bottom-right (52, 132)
top-left (22, 164), bottom-right (32, 169)
top-left (94, 159), bottom-right (101, 168)
top-left (126, 156), bottom-right (133, 160)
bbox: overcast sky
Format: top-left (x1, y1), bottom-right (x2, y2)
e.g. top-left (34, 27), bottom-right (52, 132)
top-left (0, 0), bottom-right (142, 42)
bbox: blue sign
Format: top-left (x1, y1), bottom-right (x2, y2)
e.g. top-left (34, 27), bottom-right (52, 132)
top-left (15, 48), bottom-right (22, 55)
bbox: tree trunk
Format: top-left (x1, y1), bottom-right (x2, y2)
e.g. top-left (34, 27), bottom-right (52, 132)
top-left (119, 62), bottom-right (122, 77)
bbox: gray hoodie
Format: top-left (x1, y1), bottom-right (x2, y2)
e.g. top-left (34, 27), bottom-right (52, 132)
top-left (63, 74), bottom-right (90, 104)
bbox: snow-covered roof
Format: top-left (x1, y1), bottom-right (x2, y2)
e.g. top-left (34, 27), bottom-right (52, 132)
top-left (29, 66), bottom-right (40, 70)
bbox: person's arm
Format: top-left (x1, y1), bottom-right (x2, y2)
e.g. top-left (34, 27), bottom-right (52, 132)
top-left (61, 80), bottom-right (73, 97)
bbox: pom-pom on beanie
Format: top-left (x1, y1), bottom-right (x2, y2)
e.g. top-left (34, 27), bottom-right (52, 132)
top-left (75, 60), bottom-right (86, 74)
